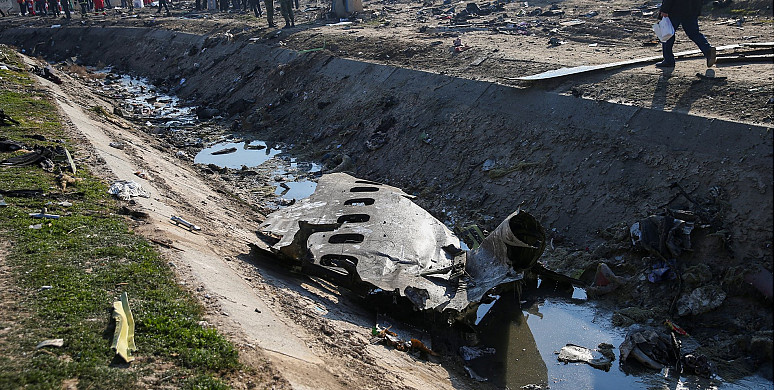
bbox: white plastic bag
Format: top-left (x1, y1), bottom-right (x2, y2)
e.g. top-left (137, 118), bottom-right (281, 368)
top-left (652, 17), bottom-right (675, 43)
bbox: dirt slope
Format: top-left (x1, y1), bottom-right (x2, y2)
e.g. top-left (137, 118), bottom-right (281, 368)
top-left (32, 56), bottom-right (469, 389)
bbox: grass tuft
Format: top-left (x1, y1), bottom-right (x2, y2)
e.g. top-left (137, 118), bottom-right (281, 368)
top-left (0, 44), bottom-right (240, 389)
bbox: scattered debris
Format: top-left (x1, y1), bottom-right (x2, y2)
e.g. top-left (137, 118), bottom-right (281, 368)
top-left (586, 262), bottom-right (627, 296)
top-left (631, 215), bottom-right (693, 259)
top-left (108, 142), bottom-right (126, 149)
top-left (371, 326), bottom-right (438, 358)
top-left (110, 292), bottom-right (136, 363)
top-left (676, 285), bottom-right (726, 316)
top-left (31, 65), bottom-right (62, 84)
top-left (29, 211), bottom-right (61, 219)
top-left (663, 320), bottom-right (688, 336)
top-left (108, 180), bottom-right (150, 200)
top-left (133, 170), bottom-right (149, 180)
top-left (1, 146), bottom-right (68, 172)
top-left (647, 259), bottom-right (677, 283)
top-left (171, 215), bottom-right (201, 231)
top-left (210, 146), bottom-right (237, 155)
top-left (36, 339), bottom-right (64, 349)
top-left (683, 353), bottom-right (715, 378)
top-left (57, 173), bottom-right (82, 191)
top-left (619, 328), bottom-right (680, 370)
top-left (557, 343), bottom-right (615, 371)
top-left (459, 345), bottom-right (496, 361)
top-left (464, 366), bottom-right (488, 382)
top-left (0, 139), bottom-right (24, 152)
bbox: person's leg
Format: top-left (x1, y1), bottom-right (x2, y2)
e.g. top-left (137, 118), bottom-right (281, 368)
top-left (264, 0), bottom-right (274, 26)
top-left (680, 16), bottom-right (711, 54)
top-left (659, 16), bottom-right (682, 66)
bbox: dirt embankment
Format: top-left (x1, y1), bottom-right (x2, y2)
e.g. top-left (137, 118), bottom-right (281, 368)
top-left (0, 16), bottom-right (772, 383)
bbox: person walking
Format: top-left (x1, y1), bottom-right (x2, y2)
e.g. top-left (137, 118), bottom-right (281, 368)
top-left (47, 0), bottom-right (59, 16)
top-left (279, 0), bottom-right (292, 27)
top-left (156, 0), bottom-right (170, 15)
top-left (61, 0), bottom-right (71, 18)
top-left (263, 0), bottom-right (275, 27)
top-left (18, 0), bottom-right (27, 15)
top-left (656, 0), bottom-right (716, 68)
top-left (248, 0), bottom-right (260, 17)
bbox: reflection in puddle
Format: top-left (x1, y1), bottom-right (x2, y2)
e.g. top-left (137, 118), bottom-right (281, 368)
top-left (194, 141), bottom-right (282, 168)
top-left (275, 180), bottom-right (318, 200)
top-left (97, 71), bottom-right (196, 125)
top-left (471, 285), bottom-right (772, 390)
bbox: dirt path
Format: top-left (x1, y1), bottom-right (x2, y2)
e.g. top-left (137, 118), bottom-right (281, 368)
top-left (28, 56), bottom-right (469, 389)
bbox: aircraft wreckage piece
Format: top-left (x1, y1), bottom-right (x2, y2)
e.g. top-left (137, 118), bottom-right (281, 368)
top-left (258, 173), bottom-right (545, 316)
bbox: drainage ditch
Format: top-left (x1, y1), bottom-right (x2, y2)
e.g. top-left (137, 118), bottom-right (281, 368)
top-left (2, 25), bottom-right (773, 389)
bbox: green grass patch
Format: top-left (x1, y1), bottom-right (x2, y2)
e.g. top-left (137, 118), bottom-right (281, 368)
top-left (0, 45), bottom-right (240, 390)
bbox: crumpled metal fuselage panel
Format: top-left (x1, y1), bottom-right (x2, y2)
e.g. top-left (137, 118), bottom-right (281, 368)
top-left (260, 173), bottom-right (469, 311)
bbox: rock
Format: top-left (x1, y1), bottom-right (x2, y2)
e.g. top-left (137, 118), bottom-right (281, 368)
top-left (681, 264), bottom-right (712, 288)
top-left (612, 306), bottom-right (656, 326)
top-left (196, 106), bottom-right (220, 120)
top-left (677, 285), bottom-right (726, 316)
top-left (749, 332), bottom-right (773, 361)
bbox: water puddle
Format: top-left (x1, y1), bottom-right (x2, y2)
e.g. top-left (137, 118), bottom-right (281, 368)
top-left (95, 70), bottom-right (196, 126)
top-left (194, 141), bottom-right (282, 169)
top-left (275, 180), bottom-right (318, 200)
top-left (469, 285), bottom-right (772, 390)
top-left (84, 68), bottom-right (321, 208)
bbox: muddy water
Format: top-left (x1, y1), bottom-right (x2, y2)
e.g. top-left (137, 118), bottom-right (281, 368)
top-left (95, 70), bottom-right (320, 201)
top-left (471, 285), bottom-right (772, 390)
top-left (194, 141), bottom-right (282, 169)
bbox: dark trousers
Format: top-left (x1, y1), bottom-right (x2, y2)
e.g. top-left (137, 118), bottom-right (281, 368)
top-left (48, 0), bottom-right (59, 15)
top-left (279, 0), bottom-right (292, 25)
top-left (662, 15), bottom-right (711, 64)
top-left (19, 2), bottom-right (27, 14)
top-left (62, 0), bottom-right (70, 17)
top-left (263, 0), bottom-right (273, 25)
top-left (248, 0), bottom-right (259, 16)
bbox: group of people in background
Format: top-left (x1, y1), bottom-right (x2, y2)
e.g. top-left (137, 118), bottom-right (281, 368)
top-left (15, 0), bottom-right (152, 17)
top-left (195, 0), bottom-right (295, 28)
top-left (15, 0), bottom-right (294, 28)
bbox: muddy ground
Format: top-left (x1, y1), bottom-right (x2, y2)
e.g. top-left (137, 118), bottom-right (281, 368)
top-left (0, 0), bottom-right (774, 388)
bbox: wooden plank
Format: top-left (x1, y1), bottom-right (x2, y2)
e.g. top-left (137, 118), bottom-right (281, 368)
top-left (470, 56), bottom-right (489, 66)
top-left (507, 43), bottom-right (751, 81)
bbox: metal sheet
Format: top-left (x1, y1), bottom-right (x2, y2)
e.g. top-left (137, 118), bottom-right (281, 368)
top-left (259, 173), bottom-right (545, 316)
top-left (509, 43), bottom-right (749, 81)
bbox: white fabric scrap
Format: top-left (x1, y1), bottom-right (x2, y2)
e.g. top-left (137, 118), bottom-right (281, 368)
top-left (109, 180), bottom-right (150, 200)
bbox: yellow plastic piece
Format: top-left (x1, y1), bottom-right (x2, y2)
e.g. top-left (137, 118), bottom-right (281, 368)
top-left (111, 292), bottom-right (137, 362)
